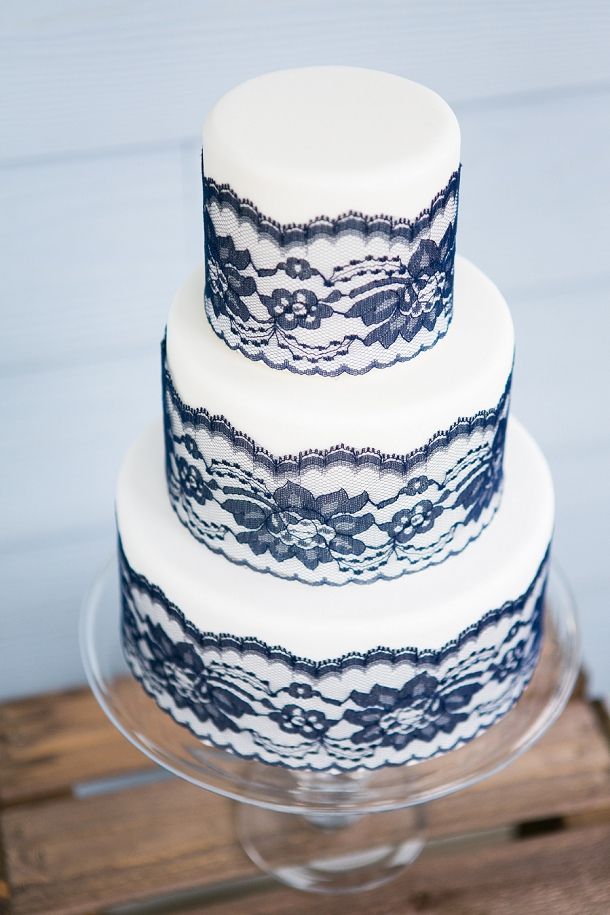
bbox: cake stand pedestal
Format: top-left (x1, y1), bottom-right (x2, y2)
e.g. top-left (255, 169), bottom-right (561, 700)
top-left (80, 564), bottom-right (579, 895)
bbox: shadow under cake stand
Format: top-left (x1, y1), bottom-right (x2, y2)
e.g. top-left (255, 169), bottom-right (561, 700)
top-left (80, 562), bottom-right (580, 895)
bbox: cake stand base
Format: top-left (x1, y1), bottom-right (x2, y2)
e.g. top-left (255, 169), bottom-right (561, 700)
top-left (237, 802), bottom-right (425, 893)
top-left (80, 564), bottom-right (579, 894)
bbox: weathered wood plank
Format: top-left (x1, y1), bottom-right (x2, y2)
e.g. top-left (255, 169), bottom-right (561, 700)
top-left (199, 823), bottom-right (610, 915)
top-left (0, 831), bottom-right (10, 915)
top-left (1, 779), bottom-right (255, 915)
top-left (0, 669), bottom-right (604, 807)
top-left (2, 699), bottom-right (609, 914)
top-left (0, 669), bottom-right (594, 805)
top-left (425, 702), bottom-right (610, 836)
top-left (0, 687), bottom-right (150, 805)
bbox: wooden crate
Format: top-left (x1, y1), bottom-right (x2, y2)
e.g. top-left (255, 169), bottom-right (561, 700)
top-left (1, 679), bottom-right (609, 914)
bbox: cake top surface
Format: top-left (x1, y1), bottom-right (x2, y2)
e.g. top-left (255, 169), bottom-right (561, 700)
top-left (202, 66), bottom-right (460, 222)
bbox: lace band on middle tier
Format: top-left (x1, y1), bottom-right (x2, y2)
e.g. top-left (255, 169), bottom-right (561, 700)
top-left (162, 341), bottom-right (510, 586)
top-left (202, 163), bottom-right (460, 376)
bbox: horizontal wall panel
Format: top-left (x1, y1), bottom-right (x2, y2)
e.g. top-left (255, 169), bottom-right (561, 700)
top-left (182, 88), bottom-right (610, 299)
top-left (2, 275), bottom-right (608, 550)
top-left (568, 574), bottom-right (610, 700)
top-left (3, 90), bottom-right (609, 374)
top-left (0, 530), bottom-right (112, 699)
top-left (543, 446), bottom-right (610, 587)
top-left (1, 0), bottom-right (609, 161)
top-left (2, 349), bottom-right (159, 549)
top-left (456, 90), bottom-right (610, 295)
top-left (509, 281), bottom-right (610, 454)
top-left (0, 146), bottom-right (189, 374)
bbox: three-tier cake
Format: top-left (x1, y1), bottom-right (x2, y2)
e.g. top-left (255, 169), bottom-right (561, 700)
top-left (116, 68), bottom-right (554, 771)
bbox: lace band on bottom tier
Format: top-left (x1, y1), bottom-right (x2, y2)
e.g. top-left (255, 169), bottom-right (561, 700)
top-left (120, 541), bottom-right (549, 772)
top-left (162, 342), bottom-right (511, 586)
top-left (202, 166), bottom-right (460, 376)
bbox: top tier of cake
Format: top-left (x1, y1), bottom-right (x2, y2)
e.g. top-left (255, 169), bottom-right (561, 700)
top-left (203, 67), bottom-right (460, 222)
top-left (202, 67), bottom-right (461, 375)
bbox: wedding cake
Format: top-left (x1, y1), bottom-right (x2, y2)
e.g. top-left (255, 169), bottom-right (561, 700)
top-left (116, 68), bottom-right (554, 771)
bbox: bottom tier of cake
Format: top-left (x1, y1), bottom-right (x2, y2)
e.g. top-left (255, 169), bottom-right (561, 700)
top-left (116, 419), bottom-right (554, 771)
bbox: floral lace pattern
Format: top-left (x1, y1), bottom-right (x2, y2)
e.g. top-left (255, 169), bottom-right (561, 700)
top-left (119, 540), bottom-right (549, 771)
top-left (162, 342), bottom-right (511, 585)
top-left (202, 164), bottom-right (460, 375)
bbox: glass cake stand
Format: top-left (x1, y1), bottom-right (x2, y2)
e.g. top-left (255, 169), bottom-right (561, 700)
top-left (80, 562), bottom-right (580, 895)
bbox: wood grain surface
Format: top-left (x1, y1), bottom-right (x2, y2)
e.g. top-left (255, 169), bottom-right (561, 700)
top-left (200, 823), bottom-right (610, 915)
top-left (1, 683), bottom-right (609, 914)
top-left (0, 686), bottom-right (150, 805)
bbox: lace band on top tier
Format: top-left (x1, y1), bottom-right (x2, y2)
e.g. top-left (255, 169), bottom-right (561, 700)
top-left (162, 340), bottom-right (510, 586)
top-left (120, 540), bottom-right (549, 771)
top-left (202, 166), bottom-right (460, 376)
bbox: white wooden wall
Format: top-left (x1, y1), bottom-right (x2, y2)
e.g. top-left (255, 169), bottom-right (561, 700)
top-left (2, 1), bottom-right (609, 699)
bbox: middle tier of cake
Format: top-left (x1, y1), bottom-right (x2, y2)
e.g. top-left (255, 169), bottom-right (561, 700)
top-left (167, 256), bottom-right (513, 455)
top-left (162, 256), bottom-right (515, 585)
top-left (118, 417), bottom-right (553, 658)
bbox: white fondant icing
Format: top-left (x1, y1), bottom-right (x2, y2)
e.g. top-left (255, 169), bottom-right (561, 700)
top-left (116, 418), bottom-right (554, 661)
top-left (166, 256), bottom-right (514, 456)
top-left (203, 67), bottom-right (460, 223)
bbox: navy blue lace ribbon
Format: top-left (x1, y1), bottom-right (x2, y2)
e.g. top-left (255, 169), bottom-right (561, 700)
top-left (202, 159), bottom-right (460, 375)
top-left (162, 339), bottom-right (511, 586)
top-left (119, 537), bottom-right (549, 771)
